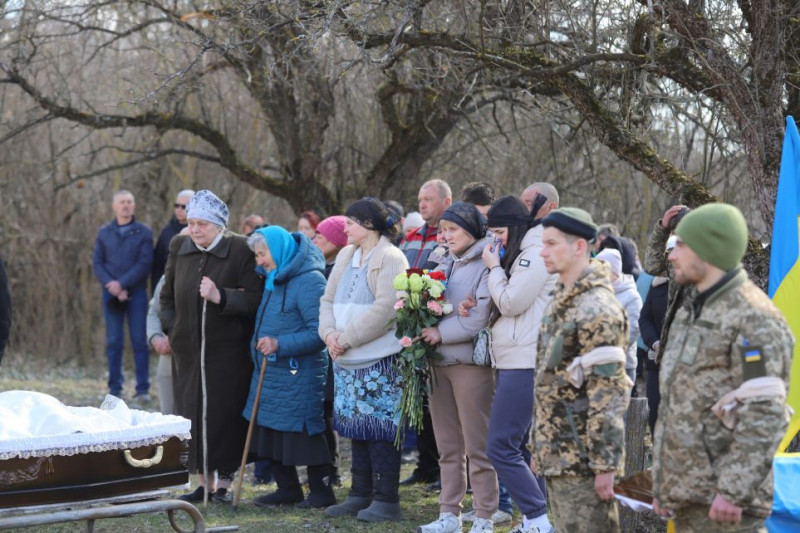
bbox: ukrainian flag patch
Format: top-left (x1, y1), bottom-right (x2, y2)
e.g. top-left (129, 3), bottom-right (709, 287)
top-left (744, 349), bottom-right (762, 363)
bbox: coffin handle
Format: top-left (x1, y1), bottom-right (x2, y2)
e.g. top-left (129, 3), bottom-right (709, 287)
top-left (124, 445), bottom-right (164, 468)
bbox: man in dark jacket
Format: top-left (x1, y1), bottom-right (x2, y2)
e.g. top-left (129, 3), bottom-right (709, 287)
top-left (0, 256), bottom-right (10, 364)
top-left (92, 190), bottom-right (153, 400)
top-left (639, 275), bottom-right (669, 435)
top-left (399, 179), bottom-right (451, 487)
top-left (151, 189), bottom-right (194, 291)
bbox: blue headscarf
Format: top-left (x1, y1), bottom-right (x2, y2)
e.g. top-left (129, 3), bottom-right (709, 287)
top-left (255, 226), bottom-right (298, 291)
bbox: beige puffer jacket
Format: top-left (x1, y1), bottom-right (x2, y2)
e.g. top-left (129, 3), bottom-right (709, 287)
top-left (488, 225), bottom-right (556, 369)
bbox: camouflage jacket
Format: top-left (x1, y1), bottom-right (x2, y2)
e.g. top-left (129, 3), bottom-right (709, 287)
top-left (533, 259), bottom-right (632, 477)
top-left (643, 222), bottom-right (695, 364)
top-left (652, 268), bottom-right (793, 517)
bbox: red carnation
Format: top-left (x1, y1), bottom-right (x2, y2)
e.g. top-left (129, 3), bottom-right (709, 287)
top-left (428, 271), bottom-right (446, 281)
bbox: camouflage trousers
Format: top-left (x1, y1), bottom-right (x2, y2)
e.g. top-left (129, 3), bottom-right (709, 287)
top-left (672, 504), bottom-right (766, 533)
top-left (546, 475), bottom-right (619, 533)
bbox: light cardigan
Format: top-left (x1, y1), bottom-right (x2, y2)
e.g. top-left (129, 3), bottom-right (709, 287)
top-left (318, 236), bottom-right (409, 369)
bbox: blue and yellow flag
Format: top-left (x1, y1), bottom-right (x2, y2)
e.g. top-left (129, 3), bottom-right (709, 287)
top-left (771, 116), bottom-right (800, 452)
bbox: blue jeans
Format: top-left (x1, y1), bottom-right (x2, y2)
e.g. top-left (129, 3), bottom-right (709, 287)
top-left (488, 369), bottom-right (547, 519)
top-left (498, 480), bottom-right (513, 514)
top-left (102, 287), bottom-right (150, 395)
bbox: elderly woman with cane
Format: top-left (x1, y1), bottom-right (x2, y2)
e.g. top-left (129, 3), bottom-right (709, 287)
top-left (160, 190), bottom-right (262, 503)
top-left (319, 197), bottom-right (408, 522)
top-left (241, 225), bottom-right (335, 509)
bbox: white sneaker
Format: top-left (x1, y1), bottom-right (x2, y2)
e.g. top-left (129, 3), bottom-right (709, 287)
top-left (463, 509), bottom-right (514, 525)
top-left (468, 517), bottom-right (494, 533)
top-left (417, 512), bottom-right (462, 533)
top-left (491, 509), bottom-right (513, 524)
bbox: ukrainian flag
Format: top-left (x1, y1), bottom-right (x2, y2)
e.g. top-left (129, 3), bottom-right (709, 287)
top-left (766, 117), bottom-right (800, 533)
top-left (772, 116), bottom-right (800, 452)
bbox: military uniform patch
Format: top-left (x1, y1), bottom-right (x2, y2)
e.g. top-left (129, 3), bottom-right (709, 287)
top-left (741, 345), bottom-right (767, 380)
top-left (744, 349), bottom-right (761, 363)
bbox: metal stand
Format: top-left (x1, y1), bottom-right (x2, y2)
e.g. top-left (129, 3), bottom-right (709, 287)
top-left (0, 490), bottom-right (239, 532)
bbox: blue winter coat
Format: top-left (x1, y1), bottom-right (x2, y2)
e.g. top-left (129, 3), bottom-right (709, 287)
top-left (242, 232), bottom-right (328, 435)
top-left (92, 217), bottom-right (153, 294)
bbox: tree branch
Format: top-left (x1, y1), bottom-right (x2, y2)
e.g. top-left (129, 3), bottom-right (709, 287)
top-left (53, 148), bottom-right (221, 191)
top-left (0, 113), bottom-right (55, 144)
top-left (0, 63), bottom-right (287, 197)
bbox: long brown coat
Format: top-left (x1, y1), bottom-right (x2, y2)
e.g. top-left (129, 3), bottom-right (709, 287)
top-left (160, 233), bottom-right (262, 473)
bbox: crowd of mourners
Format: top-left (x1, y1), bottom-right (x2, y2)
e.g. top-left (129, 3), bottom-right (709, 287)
top-left (86, 179), bottom-right (793, 533)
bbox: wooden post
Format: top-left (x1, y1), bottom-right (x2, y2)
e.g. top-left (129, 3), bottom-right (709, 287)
top-left (618, 397), bottom-right (667, 532)
top-left (624, 398), bottom-right (650, 477)
top-left (620, 397), bottom-right (649, 533)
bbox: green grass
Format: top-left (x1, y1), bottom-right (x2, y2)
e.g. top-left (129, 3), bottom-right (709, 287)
top-left (0, 354), bottom-right (524, 532)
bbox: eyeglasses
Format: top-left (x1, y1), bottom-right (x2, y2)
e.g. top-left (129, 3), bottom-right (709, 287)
top-left (174, 203), bottom-right (187, 209)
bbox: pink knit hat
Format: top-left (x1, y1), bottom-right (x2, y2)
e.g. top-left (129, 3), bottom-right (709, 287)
top-left (316, 216), bottom-right (348, 247)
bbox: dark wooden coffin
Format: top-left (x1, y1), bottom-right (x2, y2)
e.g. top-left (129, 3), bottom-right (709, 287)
top-left (0, 437), bottom-right (188, 508)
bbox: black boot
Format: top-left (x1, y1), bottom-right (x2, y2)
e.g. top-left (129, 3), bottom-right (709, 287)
top-left (325, 468), bottom-right (372, 517)
top-left (356, 472), bottom-right (401, 522)
top-left (295, 464), bottom-right (336, 509)
top-left (254, 463), bottom-right (304, 507)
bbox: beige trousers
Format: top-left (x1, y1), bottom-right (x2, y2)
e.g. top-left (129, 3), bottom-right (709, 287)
top-left (428, 364), bottom-right (498, 519)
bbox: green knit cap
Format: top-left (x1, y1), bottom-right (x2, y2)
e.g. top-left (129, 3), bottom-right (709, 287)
top-left (675, 203), bottom-right (748, 271)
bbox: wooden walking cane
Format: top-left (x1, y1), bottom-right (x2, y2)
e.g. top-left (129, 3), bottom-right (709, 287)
top-left (200, 299), bottom-right (209, 508)
top-left (232, 351), bottom-right (268, 510)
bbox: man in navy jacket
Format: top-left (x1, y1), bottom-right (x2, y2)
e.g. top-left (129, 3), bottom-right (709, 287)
top-left (151, 189), bottom-right (194, 291)
top-left (92, 190), bottom-right (153, 400)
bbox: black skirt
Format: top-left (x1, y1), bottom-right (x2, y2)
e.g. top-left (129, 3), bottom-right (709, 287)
top-left (250, 426), bottom-right (332, 467)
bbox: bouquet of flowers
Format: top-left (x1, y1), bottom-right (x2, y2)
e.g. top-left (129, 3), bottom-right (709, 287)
top-left (392, 267), bottom-right (452, 448)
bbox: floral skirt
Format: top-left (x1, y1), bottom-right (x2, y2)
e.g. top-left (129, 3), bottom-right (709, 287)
top-left (333, 355), bottom-right (403, 442)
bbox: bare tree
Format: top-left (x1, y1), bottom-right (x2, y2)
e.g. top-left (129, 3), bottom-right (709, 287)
top-left (321, 0), bottom-right (796, 281)
top-left (5, 1), bottom-right (782, 222)
top-left (0, 0), bottom-right (795, 359)
top-left (1, 1), bottom-right (515, 213)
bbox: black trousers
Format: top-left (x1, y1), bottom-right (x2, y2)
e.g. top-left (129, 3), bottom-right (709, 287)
top-left (414, 395), bottom-right (440, 480)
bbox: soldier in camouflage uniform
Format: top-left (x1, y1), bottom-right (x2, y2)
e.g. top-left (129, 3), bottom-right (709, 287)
top-left (653, 203), bottom-right (793, 533)
top-left (643, 204), bottom-right (693, 364)
top-left (532, 207), bottom-right (632, 533)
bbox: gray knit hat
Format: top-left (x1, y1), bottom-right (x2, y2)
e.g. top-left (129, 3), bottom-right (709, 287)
top-left (186, 190), bottom-right (229, 227)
